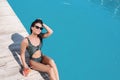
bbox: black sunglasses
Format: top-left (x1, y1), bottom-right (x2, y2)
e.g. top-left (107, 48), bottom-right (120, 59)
top-left (35, 26), bottom-right (43, 30)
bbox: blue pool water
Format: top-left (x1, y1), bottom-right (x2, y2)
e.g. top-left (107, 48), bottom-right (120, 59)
top-left (8, 0), bottom-right (120, 80)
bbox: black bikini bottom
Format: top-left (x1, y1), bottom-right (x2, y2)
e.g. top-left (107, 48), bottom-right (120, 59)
top-left (31, 56), bottom-right (42, 62)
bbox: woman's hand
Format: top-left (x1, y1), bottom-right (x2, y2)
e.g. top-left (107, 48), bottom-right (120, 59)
top-left (23, 64), bottom-right (29, 69)
top-left (22, 67), bottom-right (31, 77)
top-left (41, 23), bottom-right (53, 38)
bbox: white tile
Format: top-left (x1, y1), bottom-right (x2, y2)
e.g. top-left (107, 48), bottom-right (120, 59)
top-left (0, 1), bottom-right (8, 7)
top-left (0, 16), bottom-right (21, 25)
top-left (0, 0), bottom-right (6, 2)
top-left (0, 25), bottom-right (27, 34)
top-left (0, 7), bottom-right (15, 16)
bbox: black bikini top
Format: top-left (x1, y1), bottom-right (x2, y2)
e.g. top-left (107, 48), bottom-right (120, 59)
top-left (26, 37), bottom-right (42, 58)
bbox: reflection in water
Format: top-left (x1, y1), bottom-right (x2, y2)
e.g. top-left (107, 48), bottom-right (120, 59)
top-left (89, 0), bottom-right (120, 17)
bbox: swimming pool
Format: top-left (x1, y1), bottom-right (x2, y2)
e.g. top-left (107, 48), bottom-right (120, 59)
top-left (8, 0), bottom-right (120, 80)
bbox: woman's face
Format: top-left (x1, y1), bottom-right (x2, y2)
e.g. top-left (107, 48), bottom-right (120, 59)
top-left (32, 23), bottom-right (43, 35)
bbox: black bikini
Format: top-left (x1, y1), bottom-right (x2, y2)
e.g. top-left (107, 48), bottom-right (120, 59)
top-left (26, 37), bottom-right (43, 62)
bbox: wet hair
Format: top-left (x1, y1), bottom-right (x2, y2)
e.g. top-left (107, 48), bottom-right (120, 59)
top-left (30, 19), bottom-right (43, 46)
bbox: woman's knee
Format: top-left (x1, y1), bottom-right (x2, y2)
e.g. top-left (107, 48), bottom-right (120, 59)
top-left (47, 66), bottom-right (54, 74)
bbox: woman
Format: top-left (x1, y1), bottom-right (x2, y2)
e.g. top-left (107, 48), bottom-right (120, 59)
top-left (20, 19), bottom-right (59, 80)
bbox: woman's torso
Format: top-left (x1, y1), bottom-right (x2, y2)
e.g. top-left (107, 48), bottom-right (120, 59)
top-left (26, 36), bottom-right (42, 59)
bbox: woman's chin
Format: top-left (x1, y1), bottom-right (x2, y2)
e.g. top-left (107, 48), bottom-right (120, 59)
top-left (36, 32), bottom-right (41, 35)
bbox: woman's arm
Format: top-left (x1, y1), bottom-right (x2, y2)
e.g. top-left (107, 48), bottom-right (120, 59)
top-left (41, 23), bottom-right (53, 38)
top-left (20, 39), bottom-right (29, 68)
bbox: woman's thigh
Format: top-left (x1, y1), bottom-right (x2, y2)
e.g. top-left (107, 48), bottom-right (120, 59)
top-left (30, 60), bottom-right (50, 72)
top-left (42, 56), bottom-right (55, 66)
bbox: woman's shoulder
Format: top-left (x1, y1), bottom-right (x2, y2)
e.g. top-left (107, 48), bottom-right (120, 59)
top-left (21, 36), bottom-right (29, 45)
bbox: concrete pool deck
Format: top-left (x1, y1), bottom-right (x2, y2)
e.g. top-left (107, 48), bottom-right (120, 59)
top-left (0, 0), bottom-right (48, 80)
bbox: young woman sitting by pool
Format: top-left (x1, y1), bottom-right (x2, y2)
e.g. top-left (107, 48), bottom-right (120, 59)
top-left (20, 19), bottom-right (59, 80)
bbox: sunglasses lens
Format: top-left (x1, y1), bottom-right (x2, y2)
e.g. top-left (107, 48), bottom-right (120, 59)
top-left (35, 26), bottom-right (43, 30)
top-left (35, 26), bottom-right (39, 29)
top-left (40, 28), bottom-right (43, 30)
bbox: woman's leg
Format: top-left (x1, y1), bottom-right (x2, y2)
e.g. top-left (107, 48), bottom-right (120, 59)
top-left (42, 56), bottom-right (59, 80)
top-left (30, 60), bottom-right (56, 80)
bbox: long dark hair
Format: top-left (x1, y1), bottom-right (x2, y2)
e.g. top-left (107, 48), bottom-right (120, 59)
top-left (30, 19), bottom-right (43, 47)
